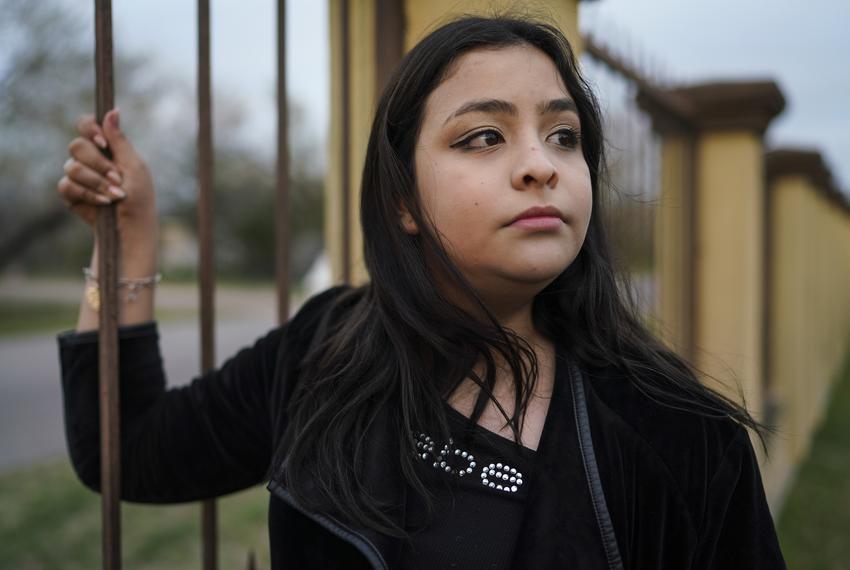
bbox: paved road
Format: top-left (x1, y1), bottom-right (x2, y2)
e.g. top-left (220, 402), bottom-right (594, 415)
top-left (0, 280), bottom-right (291, 473)
top-left (0, 317), bottom-right (281, 473)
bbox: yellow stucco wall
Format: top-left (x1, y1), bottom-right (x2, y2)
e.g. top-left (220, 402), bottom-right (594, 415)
top-left (327, 0), bottom-right (377, 285)
top-left (656, 131), bottom-right (850, 509)
top-left (694, 131), bottom-right (765, 417)
top-left (404, 0), bottom-right (582, 52)
top-left (655, 134), bottom-right (693, 355)
top-left (764, 174), bottom-right (850, 506)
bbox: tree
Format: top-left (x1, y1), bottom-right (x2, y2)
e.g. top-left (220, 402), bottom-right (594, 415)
top-left (1, 0), bottom-right (325, 285)
top-left (0, 0), bottom-right (171, 274)
top-left (168, 98), bottom-right (324, 282)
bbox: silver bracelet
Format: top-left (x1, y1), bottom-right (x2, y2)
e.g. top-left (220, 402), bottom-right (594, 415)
top-left (83, 267), bottom-right (162, 310)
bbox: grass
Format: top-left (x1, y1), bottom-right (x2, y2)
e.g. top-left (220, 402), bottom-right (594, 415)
top-left (0, 301), bottom-right (81, 337)
top-left (778, 349), bottom-right (850, 569)
top-left (0, 458), bottom-right (271, 569)
top-left (0, 300), bottom-right (196, 338)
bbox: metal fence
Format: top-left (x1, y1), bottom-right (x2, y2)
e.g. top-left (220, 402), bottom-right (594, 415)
top-left (90, 0), bottom-right (315, 567)
top-left (581, 35), bottom-right (666, 318)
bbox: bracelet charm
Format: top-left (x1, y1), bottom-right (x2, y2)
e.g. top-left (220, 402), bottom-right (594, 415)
top-left (82, 267), bottom-right (162, 311)
top-left (85, 280), bottom-right (101, 312)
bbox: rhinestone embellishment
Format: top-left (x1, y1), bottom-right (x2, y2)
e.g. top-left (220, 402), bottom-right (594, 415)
top-left (414, 432), bottom-right (476, 476)
top-left (481, 463), bottom-right (523, 493)
top-left (413, 432), bottom-right (523, 493)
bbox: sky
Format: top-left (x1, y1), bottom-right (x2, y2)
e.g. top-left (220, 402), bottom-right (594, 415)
top-left (580, 0), bottom-right (850, 194)
top-left (110, 0), bottom-right (329, 164)
top-left (81, 0), bottom-right (848, 194)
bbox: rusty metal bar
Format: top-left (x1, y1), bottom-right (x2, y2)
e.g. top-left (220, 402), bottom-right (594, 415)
top-left (197, 0), bottom-right (218, 568)
top-left (374, 0), bottom-right (404, 97)
top-left (94, 1), bottom-right (121, 568)
top-left (684, 137), bottom-right (697, 361)
top-left (585, 35), bottom-right (692, 125)
top-left (275, 0), bottom-right (290, 323)
top-left (340, 0), bottom-right (351, 284)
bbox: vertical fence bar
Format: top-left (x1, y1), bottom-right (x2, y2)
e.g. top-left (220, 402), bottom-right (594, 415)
top-left (197, 0), bottom-right (218, 568)
top-left (340, 0), bottom-right (352, 284)
top-left (276, 0), bottom-right (290, 323)
top-left (684, 137), bottom-right (697, 361)
top-left (94, 1), bottom-right (121, 568)
top-left (374, 0), bottom-right (403, 96)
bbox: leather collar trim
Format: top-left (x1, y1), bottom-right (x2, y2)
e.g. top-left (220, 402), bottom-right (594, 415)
top-left (570, 364), bottom-right (625, 570)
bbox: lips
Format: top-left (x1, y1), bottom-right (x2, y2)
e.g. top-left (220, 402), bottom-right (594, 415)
top-left (507, 205), bottom-right (565, 227)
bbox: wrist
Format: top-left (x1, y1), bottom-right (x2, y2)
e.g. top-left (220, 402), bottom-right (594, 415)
top-left (92, 233), bottom-right (159, 276)
top-left (82, 267), bottom-right (161, 311)
top-left (121, 221), bottom-right (159, 253)
top-left (119, 244), bottom-right (158, 276)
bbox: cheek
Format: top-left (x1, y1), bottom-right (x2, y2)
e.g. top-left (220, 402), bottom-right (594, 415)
top-left (419, 160), bottom-right (488, 229)
top-left (439, 176), bottom-right (495, 246)
top-left (579, 182), bottom-right (593, 227)
top-left (570, 164), bottom-right (594, 232)
top-left (414, 150), bottom-right (441, 214)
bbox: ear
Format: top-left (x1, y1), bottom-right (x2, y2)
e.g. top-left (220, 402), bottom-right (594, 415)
top-left (398, 203), bottom-right (419, 235)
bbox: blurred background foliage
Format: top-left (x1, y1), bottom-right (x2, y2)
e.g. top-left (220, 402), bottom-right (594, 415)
top-left (0, 0), bottom-right (323, 283)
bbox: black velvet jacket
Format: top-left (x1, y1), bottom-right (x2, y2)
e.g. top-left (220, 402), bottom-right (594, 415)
top-left (58, 287), bottom-right (785, 569)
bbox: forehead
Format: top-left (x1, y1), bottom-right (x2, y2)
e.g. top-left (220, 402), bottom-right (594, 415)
top-left (425, 44), bottom-right (572, 120)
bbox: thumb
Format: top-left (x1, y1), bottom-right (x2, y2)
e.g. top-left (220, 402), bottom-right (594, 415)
top-left (101, 109), bottom-right (135, 160)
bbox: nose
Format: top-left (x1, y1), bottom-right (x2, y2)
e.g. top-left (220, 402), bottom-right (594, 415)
top-left (510, 140), bottom-right (558, 191)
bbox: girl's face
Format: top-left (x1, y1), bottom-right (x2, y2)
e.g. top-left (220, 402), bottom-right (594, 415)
top-left (408, 44), bottom-right (592, 308)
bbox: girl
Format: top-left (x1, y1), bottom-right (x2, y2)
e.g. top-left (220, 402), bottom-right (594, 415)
top-left (57, 16), bottom-right (785, 569)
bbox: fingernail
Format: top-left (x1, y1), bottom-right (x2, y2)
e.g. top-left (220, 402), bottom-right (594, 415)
top-left (109, 109), bottom-right (120, 129)
top-left (109, 185), bottom-right (126, 199)
top-left (94, 134), bottom-right (108, 149)
top-left (97, 195), bottom-right (112, 205)
top-left (106, 170), bottom-right (122, 184)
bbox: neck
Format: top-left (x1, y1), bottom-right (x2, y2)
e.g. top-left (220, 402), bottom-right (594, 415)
top-left (429, 265), bottom-right (554, 351)
top-left (489, 297), bottom-right (542, 348)
top-left (446, 288), bottom-right (556, 413)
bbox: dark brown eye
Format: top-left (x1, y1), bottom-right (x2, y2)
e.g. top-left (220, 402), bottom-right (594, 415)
top-left (453, 129), bottom-right (504, 150)
top-left (547, 127), bottom-right (580, 149)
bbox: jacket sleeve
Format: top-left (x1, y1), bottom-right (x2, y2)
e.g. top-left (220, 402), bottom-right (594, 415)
top-left (691, 428), bottom-right (787, 569)
top-left (58, 286), bottom-right (345, 504)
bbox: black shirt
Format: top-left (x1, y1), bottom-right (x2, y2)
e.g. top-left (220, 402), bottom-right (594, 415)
top-left (401, 404), bottom-right (538, 569)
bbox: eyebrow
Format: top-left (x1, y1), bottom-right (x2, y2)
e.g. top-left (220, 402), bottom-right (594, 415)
top-left (538, 97), bottom-right (578, 115)
top-left (444, 97), bottom-right (578, 124)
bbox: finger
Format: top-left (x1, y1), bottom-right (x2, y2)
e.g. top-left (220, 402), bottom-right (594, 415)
top-left (67, 137), bottom-right (117, 176)
top-left (58, 175), bottom-right (112, 206)
top-left (61, 193), bottom-right (97, 226)
top-left (101, 109), bottom-right (137, 161)
top-left (63, 159), bottom-right (126, 200)
top-left (68, 200), bottom-right (97, 225)
top-left (76, 114), bottom-right (108, 150)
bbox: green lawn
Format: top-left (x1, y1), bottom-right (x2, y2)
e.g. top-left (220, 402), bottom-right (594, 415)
top-left (0, 300), bottom-right (196, 338)
top-left (0, 458), bottom-right (271, 569)
top-left (0, 301), bottom-right (81, 337)
top-left (778, 350), bottom-right (850, 569)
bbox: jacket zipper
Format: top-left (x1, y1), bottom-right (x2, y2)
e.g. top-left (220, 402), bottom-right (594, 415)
top-left (267, 481), bottom-right (388, 570)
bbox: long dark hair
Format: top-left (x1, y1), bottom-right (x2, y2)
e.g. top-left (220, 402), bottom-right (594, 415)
top-left (275, 16), bottom-right (765, 536)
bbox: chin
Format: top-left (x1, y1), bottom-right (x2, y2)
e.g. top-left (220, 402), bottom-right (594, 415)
top-left (491, 266), bottom-right (567, 294)
top-left (504, 255), bottom-right (574, 284)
